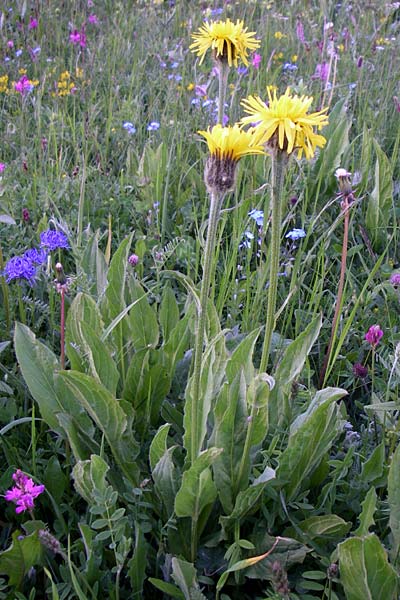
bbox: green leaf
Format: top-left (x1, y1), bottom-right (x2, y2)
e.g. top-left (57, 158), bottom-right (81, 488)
top-left (277, 387), bottom-right (346, 502)
top-left (388, 444), bottom-right (400, 561)
top-left (59, 371), bottom-right (139, 484)
top-left (171, 557), bottom-right (207, 600)
top-left (225, 328), bottom-right (261, 384)
top-left (75, 321), bottom-right (120, 395)
top-left (175, 448), bottom-right (223, 519)
top-left (0, 530), bottom-right (45, 588)
top-left (159, 284), bottom-right (180, 343)
top-left (128, 524), bottom-right (147, 597)
top-left (44, 456), bottom-right (67, 504)
top-left (285, 515), bottom-right (351, 542)
top-left (79, 231), bottom-right (108, 297)
top-left (149, 423), bottom-right (171, 472)
top-left (183, 330), bottom-right (227, 464)
top-left (269, 314), bottom-right (322, 428)
top-left (148, 578), bottom-right (185, 599)
top-left (66, 293), bottom-right (105, 371)
top-left (354, 487), bottom-right (377, 536)
top-left (14, 323), bottom-right (87, 434)
top-left (338, 534), bottom-right (398, 600)
top-left (127, 279), bottom-right (159, 350)
top-left (360, 442), bottom-right (385, 485)
top-left (153, 446), bottom-right (180, 518)
top-left (365, 140), bottom-right (394, 250)
top-left (72, 455), bottom-right (109, 505)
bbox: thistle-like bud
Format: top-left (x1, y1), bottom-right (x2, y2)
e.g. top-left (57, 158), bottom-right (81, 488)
top-left (55, 262), bottom-right (67, 285)
top-left (204, 152), bottom-right (237, 195)
top-left (335, 168), bottom-right (353, 196)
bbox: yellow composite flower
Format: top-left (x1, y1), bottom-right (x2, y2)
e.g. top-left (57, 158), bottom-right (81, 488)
top-left (190, 19), bottom-right (260, 67)
top-left (241, 87), bottom-right (329, 159)
top-left (198, 123), bottom-right (265, 161)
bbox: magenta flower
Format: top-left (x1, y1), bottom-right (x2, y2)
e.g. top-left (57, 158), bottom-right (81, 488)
top-left (365, 325), bottom-right (383, 348)
top-left (128, 253), bottom-right (139, 266)
top-left (88, 14), bottom-right (98, 24)
top-left (390, 273), bottom-right (400, 286)
top-left (4, 470), bottom-right (45, 514)
top-left (312, 62), bottom-right (329, 83)
top-left (252, 53), bottom-right (262, 68)
top-left (69, 28), bottom-right (86, 47)
top-left (0, 163), bottom-right (5, 173)
top-left (14, 75), bottom-right (34, 94)
top-left (28, 16), bottom-right (38, 30)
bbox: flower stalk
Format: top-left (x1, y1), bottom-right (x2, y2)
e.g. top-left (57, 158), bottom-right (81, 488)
top-left (217, 62), bottom-right (229, 125)
top-left (259, 150), bottom-right (288, 373)
top-left (190, 190), bottom-right (223, 463)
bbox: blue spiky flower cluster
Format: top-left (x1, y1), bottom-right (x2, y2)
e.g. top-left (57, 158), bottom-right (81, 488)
top-left (2, 229), bottom-right (69, 285)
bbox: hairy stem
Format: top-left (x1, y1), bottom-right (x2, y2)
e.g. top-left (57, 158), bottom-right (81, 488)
top-left (259, 151), bottom-right (287, 373)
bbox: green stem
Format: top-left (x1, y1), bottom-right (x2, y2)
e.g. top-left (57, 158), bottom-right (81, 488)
top-left (319, 197), bottom-right (350, 387)
top-left (217, 63), bottom-right (229, 125)
top-left (17, 285), bottom-right (27, 325)
top-left (259, 151), bottom-right (287, 373)
top-left (0, 243), bottom-right (11, 331)
top-left (76, 159), bottom-right (86, 248)
top-left (190, 191), bottom-right (222, 463)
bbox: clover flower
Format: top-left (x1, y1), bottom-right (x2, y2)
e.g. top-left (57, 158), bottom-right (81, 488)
top-left (190, 18), bottom-right (260, 67)
top-left (365, 325), bottom-right (383, 348)
top-left (198, 123), bottom-right (264, 194)
top-left (390, 273), bottom-right (400, 286)
top-left (4, 470), bottom-right (45, 514)
top-left (3, 255), bottom-right (37, 284)
top-left (241, 87), bottom-right (329, 159)
top-left (40, 229), bottom-right (69, 251)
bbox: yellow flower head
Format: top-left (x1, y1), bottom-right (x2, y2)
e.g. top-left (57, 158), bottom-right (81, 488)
top-left (198, 124), bottom-right (264, 194)
top-left (241, 87), bottom-right (329, 159)
top-left (190, 18), bottom-right (260, 67)
top-left (198, 123), bottom-right (265, 161)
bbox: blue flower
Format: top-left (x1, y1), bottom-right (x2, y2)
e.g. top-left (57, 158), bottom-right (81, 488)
top-left (147, 121), bottom-right (160, 131)
top-left (123, 121), bottom-right (136, 134)
top-left (282, 62), bottom-right (298, 72)
top-left (40, 229), bottom-right (69, 251)
top-left (3, 255), bottom-right (37, 284)
top-left (285, 228), bottom-right (306, 241)
top-left (248, 209), bottom-right (264, 227)
top-left (23, 248), bottom-right (47, 264)
top-left (239, 230), bottom-right (254, 249)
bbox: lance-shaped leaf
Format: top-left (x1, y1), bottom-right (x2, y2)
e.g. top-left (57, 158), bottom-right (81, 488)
top-left (338, 534), bottom-right (398, 600)
top-left (269, 313), bottom-right (322, 428)
top-left (171, 557), bottom-right (207, 600)
top-left (277, 387), bottom-right (346, 502)
top-left (66, 292), bottom-right (105, 371)
top-left (127, 278), bottom-right (159, 350)
top-left (58, 371), bottom-right (139, 484)
top-left (366, 140), bottom-right (394, 250)
top-left (175, 448), bottom-right (222, 519)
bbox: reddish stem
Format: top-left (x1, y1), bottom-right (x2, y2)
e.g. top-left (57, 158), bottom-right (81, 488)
top-left (319, 196), bottom-right (351, 387)
top-left (60, 287), bottom-right (65, 369)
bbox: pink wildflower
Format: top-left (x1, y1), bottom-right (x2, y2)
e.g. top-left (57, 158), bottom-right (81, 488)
top-left (28, 16), bottom-right (38, 30)
top-left (4, 469), bottom-right (45, 514)
top-left (88, 14), bottom-right (98, 24)
top-left (69, 28), bottom-right (86, 47)
top-left (7, 40), bottom-right (14, 48)
top-left (128, 254), bottom-right (139, 266)
top-left (365, 325), bottom-right (383, 348)
top-left (0, 163), bottom-right (5, 173)
top-left (296, 18), bottom-right (305, 43)
top-left (390, 273), bottom-right (400, 286)
top-left (312, 62), bottom-right (329, 82)
top-left (252, 53), bottom-right (262, 68)
top-left (14, 75), bottom-right (33, 94)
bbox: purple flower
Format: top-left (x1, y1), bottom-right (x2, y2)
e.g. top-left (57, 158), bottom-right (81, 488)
top-left (249, 209), bottom-right (264, 227)
top-left (88, 14), bottom-right (98, 24)
top-left (69, 28), bottom-right (86, 47)
top-left (313, 62), bottom-right (329, 83)
top-left (296, 18), bottom-right (305, 43)
top-left (4, 470), bottom-right (45, 514)
top-left (252, 53), bottom-right (262, 68)
top-left (353, 363), bottom-right (368, 379)
top-left (40, 229), bottom-right (69, 251)
top-left (28, 16), bottom-right (38, 30)
top-left (365, 325), bottom-right (383, 348)
top-left (285, 228), bottom-right (306, 241)
top-left (23, 247), bottom-right (47, 265)
top-left (128, 254), bottom-right (139, 266)
top-left (123, 121), bottom-right (136, 134)
top-left (14, 75), bottom-right (33, 94)
top-left (3, 255), bottom-right (37, 284)
top-left (390, 273), bottom-right (400, 286)
top-left (147, 121), bottom-right (160, 131)
top-left (0, 163), bottom-right (5, 173)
